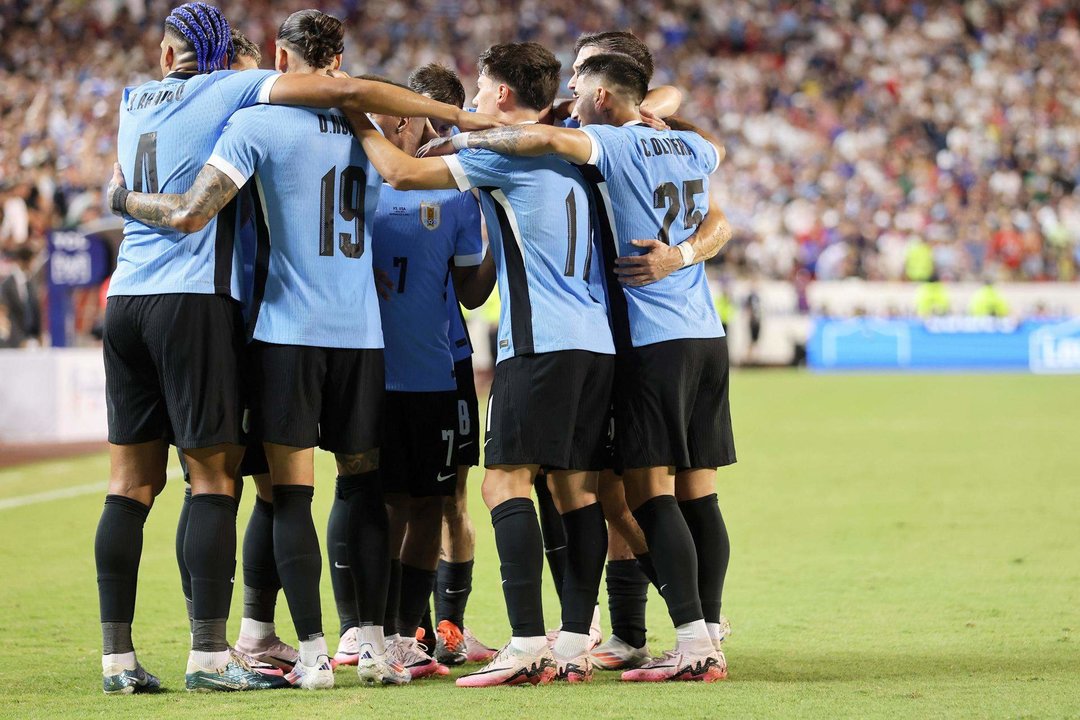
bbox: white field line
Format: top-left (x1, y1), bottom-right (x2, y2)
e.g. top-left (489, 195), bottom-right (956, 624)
top-left (0, 469), bottom-right (185, 512)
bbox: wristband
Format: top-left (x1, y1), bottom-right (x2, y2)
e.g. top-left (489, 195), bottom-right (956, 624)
top-left (677, 241), bottom-right (695, 268)
top-left (451, 132), bottom-right (471, 151)
top-left (110, 186), bottom-right (130, 216)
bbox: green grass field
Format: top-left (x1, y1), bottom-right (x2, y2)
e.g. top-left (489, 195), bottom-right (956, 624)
top-left (1, 371), bottom-right (1078, 719)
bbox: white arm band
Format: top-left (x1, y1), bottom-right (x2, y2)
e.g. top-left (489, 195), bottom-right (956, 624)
top-left (678, 241), bottom-right (696, 267)
top-left (452, 132), bottom-right (471, 150)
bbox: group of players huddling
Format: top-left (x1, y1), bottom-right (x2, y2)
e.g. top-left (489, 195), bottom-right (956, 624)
top-left (96, 1), bottom-right (736, 693)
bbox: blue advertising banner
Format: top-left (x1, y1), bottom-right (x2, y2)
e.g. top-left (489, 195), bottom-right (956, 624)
top-left (808, 317), bottom-right (1080, 373)
top-left (46, 229), bottom-right (111, 347)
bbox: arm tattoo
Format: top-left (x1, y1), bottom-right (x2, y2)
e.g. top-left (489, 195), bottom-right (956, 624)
top-left (124, 165), bottom-right (238, 231)
top-left (466, 125), bottom-right (531, 155)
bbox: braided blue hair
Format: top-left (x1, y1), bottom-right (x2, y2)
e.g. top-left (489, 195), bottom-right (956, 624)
top-left (165, 3), bottom-right (234, 73)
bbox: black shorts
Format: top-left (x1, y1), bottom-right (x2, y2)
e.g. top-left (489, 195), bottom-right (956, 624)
top-left (104, 293), bottom-right (243, 449)
top-left (381, 390), bottom-right (459, 497)
top-left (454, 356), bottom-right (480, 467)
top-left (614, 336), bottom-right (736, 471)
top-left (485, 350), bottom-right (614, 471)
top-left (248, 341), bottom-right (383, 455)
top-left (174, 441), bottom-right (268, 480)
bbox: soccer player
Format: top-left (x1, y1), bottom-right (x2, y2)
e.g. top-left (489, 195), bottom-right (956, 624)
top-left (343, 42), bottom-right (617, 686)
top-left (443, 53), bottom-right (735, 682)
top-left (104, 6), bottom-right (496, 692)
top-left (406, 62), bottom-right (498, 667)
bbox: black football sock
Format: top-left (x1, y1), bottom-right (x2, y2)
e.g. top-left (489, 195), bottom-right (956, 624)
top-left (96, 494), bottom-right (150, 654)
top-left (419, 606), bottom-right (435, 645)
top-left (605, 559), bottom-right (649, 649)
top-left (679, 494), bottom-right (730, 623)
top-left (631, 495), bottom-right (703, 627)
top-left (185, 493), bottom-right (239, 652)
top-left (558, 502), bottom-right (607, 634)
top-left (435, 559), bottom-right (474, 628)
top-left (338, 473), bottom-right (389, 627)
top-left (491, 498), bottom-right (545, 637)
top-left (634, 551), bottom-right (661, 590)
top-left (242, 496), bottom-right (279, 623)
top-left (384, 558), bottom-right (402, 636)
top-left (175, 487), bottom-right (193, 629)
top-left (398, 563), bottom-right (437, 637)
top-left (272, 485), bottom-right (323, 641)
top-left (533, 473), bottom-right (568, 601)
top-left (326, 491), bottom-right (359, 636)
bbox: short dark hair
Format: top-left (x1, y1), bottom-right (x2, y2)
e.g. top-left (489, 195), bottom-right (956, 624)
top-left (477, 42), bottom-right (561, 111)
top-left (229, 29), bottom-right (261, 65)
top-left (277, 10), bottom-right (344, 70)
top-left (574, 31), bottom-right (654, 82)
top-left (577, 53), bottom-right (649, 105)
top-left (409, 64), bottom-right (466, 108)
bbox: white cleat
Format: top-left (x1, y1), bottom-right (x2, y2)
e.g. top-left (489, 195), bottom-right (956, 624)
top-left (621, 647), bottom-right (727, 683)
top-left (285, 654), bottom-right (335, 690)
top-left (356, 642), bottom-right (411, 686)
top-left (456, 643), bottom-right (556, 687)
top-left (234, 633), bottom-right (299, 673)
top-left (388, 635), bottom-right (445, 679)
top-left (554, 651), bottom-right (593, 683)
top-left (712, 615), bottom-right (733, 651)
top-left (332, 627), bottom-right (360, 667)
top-left (589, 635), bottom-right (652, 670)
top-left (463, 627), bottom-right (498, 663)
top-left (589, 605), bottom-right (603, 651)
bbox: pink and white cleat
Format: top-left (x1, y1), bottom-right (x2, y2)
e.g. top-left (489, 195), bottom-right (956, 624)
top-left (388, 636), bottom-right (445, 679)
top-left (589, 635), bottom-right (651, 670)
top-left (553, 652), bottom-right (593, 683)
top-left (332, 627), bottom-right (359, 667)
top-left (463, 627), bottom-right (498, 664)
top-left (620, 648), bottom-right (727, 683)
top-left (456, 643), bottom-right (556, 687)
top-left (233, 633), bottom-right (299, 674)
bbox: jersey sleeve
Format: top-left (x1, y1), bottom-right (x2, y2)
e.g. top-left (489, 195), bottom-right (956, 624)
top-left (214, 69), bottom-right (281, 112)
top-left (442, 148), bottom-right (520, 192)
top-left (205, 109), bottom-right (270, 190)
top-left (451, 192), bottom-right (484, 267)
top-left (682, 131), bottom-right (722, 175)
top-left (581, 124), bottom-right (631, 177)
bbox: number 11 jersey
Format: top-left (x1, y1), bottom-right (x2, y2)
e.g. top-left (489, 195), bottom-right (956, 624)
top-left (207, 105), bottom-right (384, 349)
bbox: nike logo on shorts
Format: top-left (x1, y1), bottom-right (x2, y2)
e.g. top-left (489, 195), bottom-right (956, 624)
top-left (334, 562), bottom-right (350, 569)
top-left (436, 472), bottom-right (455, 482)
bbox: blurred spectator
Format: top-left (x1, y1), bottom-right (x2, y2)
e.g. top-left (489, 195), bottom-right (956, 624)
top-left (1, 246), bottom-right (42, 347)
top-left (968, 280), bottom-right (1011, 317)
top-left (914, 276), bottom-right (952, 317)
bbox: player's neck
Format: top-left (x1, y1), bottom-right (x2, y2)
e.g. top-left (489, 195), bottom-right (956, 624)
top-left (606, 107), bottom-right (641, 127)
top-left (497, 108), bottom-right (540, 125)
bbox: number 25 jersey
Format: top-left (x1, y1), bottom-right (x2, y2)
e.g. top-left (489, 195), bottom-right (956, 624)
top-left (207, 105), bottom-right (384, 349)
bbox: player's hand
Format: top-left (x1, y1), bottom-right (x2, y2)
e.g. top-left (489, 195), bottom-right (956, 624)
top-left (455, 109), bottom-right (503, 131)
top-left (107, 162), bottom-right (128, 217)
top-left (416, 136), bottom-right (457, 158)
top-left (374, 268), bottom-right (395, 300)
top-left (639, 109), bottom-right (670, 131)
top-left (614, 239), bottom-right (682, 286)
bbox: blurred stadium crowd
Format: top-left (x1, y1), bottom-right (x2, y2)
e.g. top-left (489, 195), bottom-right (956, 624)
top-left (2, 0), bottom-right (1079, 346)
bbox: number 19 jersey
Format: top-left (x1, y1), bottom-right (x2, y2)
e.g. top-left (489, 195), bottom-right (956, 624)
top-left (207, 105), bottom-right (383, 349)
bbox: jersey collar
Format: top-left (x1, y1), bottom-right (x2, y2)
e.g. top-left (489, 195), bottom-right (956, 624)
top-left (623, 119), bottom-right (644, 127)
top-left (165, 71), bottom-right (198, 80)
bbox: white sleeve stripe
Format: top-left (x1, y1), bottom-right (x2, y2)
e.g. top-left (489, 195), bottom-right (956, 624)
top-left (454, 252), bottom-right (484, 267)
top-left (709, 143), bottom-right (722, 174)
top-left (443, 155), bottom-right (472, 192)
top-left (206, 155), bottom-right (249, 190)
top-left (586, 131), bottom-right (601, 166)
top-left (257, 73), bottom-right (281, 104)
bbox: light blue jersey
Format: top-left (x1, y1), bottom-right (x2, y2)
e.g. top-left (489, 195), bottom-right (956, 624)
top-left (581, 122), bottom-right (724, 349)
top-left (110, 69), bottom-right (280, 299)
top-left (207, 105), bottom-right (383, 349)
top-left (447, 277), bottom-right (473, 363)
top-left (373, 186), bottom-right (483, 391)
top-left (444, 149), bottom-right (614, 363)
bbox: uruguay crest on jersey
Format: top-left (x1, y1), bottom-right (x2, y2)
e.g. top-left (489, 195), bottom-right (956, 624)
top-left (420, 201), bottom-right (441, 230)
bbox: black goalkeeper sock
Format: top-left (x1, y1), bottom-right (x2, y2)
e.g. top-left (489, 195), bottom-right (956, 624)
top-left (338, 473), bottom-right (389, 627)
top-left (634, 551), bottom-right (661, 590)
top-left (491, 498), bottom-right (545, 637)
top-left (605, 559), bottom-right (649, 649)
top-left (384, 559), bottom-right (402, 636)
top-left (632, 495), bottom-right (703, 627)
top-left (435, 559), bottom-right (474, 628)
top-left (175, 487), bottom-right (193, 629)
top-left (533, 472), bottom-right (568, 601)
top-left (419, 606), bottom-right (435, 646)
top-left (326, 491), bottom-right (359, 636)
top-left (272, 485), bottom-right (323, 642)
top-left (185, 493), bottom-right (239, 652)
top-left (559, 502), bottom-right (607, 634)
top-left (398, 563), bottom-right (436, 637)
top-left (242, 496), bottom-right (279, 623)
top-left (679, 494), bottom-right (730, 624)
top-left (96, 494), bottom-right (150, 654)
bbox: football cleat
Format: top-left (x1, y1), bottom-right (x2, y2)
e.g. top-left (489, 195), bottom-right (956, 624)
top-left (285, 655), bottom-right (335, 690)
top-left (554, 652), bottom-right (593, 683)
top-left (102, 661), bottom-right (162, 695)
top-left (356, 642), bottom-right (411, 686)
top-left (434, 620), bottom-right (468, 666)
top-left (589, 635), bottom-right (652, 670)
top-left (456, 643), bottom-right (556, 687)
top-left (589, 605), bottom-right (603, 651)
top-left (332, 627), bottom-right (360, 667)
top-left (233, 633), bottom-right (298, 673)
top-left (713, 615), bottom-right (733, 650)
top-left (463, 627), bottom-right (497, 663)
top-left (620, 648), bottom-right (727, 683)
top-left (185, 650), bottom-right (292, 691)
top-left (389, 635), bottom-right (445, 679)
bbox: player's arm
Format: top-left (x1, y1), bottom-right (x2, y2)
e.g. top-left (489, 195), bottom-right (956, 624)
top-left (428, 124), bottom-right (594, 165)
top-left (664, 115), bottom-right (725, 164)
top-left (107, 162), bottom-right (237, 233)
top-left (346, 111), bottom-right (458, 191)
top-left (267, 74), bottom-right (501, 131)
top-left (452, 250), bottom-right (496, 309)
top-left (640, 85), bottom-right (683, 119)
top-left (614, 196), bottom-right (733, 287)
